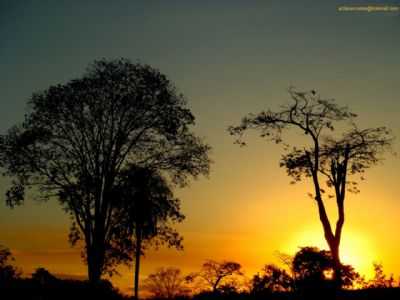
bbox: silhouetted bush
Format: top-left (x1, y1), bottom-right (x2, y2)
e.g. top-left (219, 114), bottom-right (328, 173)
top-left (0, 245), bottom-right (21, 287)
top-left (251, 264), bottom-right (293, 296)
top-left (1, 272), bottom-right (126, 300)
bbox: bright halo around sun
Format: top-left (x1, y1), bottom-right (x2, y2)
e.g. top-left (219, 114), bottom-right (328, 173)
top-left (283, 225), bottom-right (377, 279)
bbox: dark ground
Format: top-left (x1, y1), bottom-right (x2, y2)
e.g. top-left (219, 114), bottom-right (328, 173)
top-left (2, 283), bottom-right (400, 300)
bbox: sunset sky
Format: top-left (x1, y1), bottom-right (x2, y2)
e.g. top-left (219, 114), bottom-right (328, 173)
top-left (1, 0), bottom-right (400, 294)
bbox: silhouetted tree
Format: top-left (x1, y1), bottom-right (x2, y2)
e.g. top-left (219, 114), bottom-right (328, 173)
top-left (293, 246), bottom-right (359, 294)
top-left (31, 267), bottom-right (57, 284)
top-left (143, 267), bottom-right (189, 299)
top-left (229, 88), bottom-right (393, 286)
top-left (275, 251), bottom-right (296, 284)
top-left (188, 260), bottom-right (243, 293)
top-left (113, 166), bottom-right (184, 299)
top-left (251, 264), bottom-right (293, 295)
top-left (367, 263), bottom-right (395, 288)
top-left (292, 247), bottom-right (336, 298)
top-left (340, 264), bottom-right (361, 289)
top-left (0, 245), bottom-right (21, 286)
top-left (31, 267), bottom-right (58, 300)
top-left (293, 247), bottom-right (334, 284)
top-left (0, 58), bottom-right (211, 284)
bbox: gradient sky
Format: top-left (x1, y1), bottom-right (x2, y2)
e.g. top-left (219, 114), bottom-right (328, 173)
top-left (1, 0), bottom-right (400, 294)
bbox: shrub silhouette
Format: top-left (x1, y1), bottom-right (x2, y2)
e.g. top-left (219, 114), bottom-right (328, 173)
top-left (292, 247), bottom-right (360, 299)
top-left (251, 264), bottom-right (293, 295)
top-left (0, 245), bottom-right (21, 286)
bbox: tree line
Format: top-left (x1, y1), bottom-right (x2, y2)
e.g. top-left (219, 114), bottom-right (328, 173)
top-left (0, 58), bottom-right (394, 298)
top-left (141, 248), bottom-right (400, 299)
top-left (2, 243), bottom-right (399, 300)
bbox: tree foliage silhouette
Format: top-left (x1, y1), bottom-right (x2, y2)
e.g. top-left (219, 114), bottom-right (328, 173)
top-left (367, 263), bottom-right (395, 288)
top-left (251, 264), bottom-right (293, 294)
top-left (188, 260), bottom-right (243, 292)
top-left (0, 245), bottom-right (21, 285)
top-left (0, 58), bottom-right (211, 284)
top-left (293, 247), bottom-right (333, 283)
top-left (31, 267), bottom-right (57, 284)
top-left (143, 267), bottom-right (189, 299)
top-left (229, 88), bottom-right (393, 286)
top-left (114, 166), bottom-right (184, 299)
top-left (293, 247), bottom-right (359, 294)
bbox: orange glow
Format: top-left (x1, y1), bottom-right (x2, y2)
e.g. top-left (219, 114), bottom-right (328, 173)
top-left (323, 269), bottom-right (334, 280)
top-left (284, 225), bottom-right (377, 278)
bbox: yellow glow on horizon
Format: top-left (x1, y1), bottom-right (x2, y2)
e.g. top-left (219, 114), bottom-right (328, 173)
top-left (283, 225), bottom-right (377, 278)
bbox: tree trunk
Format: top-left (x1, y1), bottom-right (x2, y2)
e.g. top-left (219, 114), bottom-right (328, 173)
top-left (314, 197), bottom-right (343, 288)
top-left (134, 226), bottom-right (143, 300)
top-left (330, 239), bottom-right (343, 289)
top-left (86, 183), bottom-right (108, 286)
top-left (308, 138), bottom-right (349, 290)
top-left (86, 225), bottom-right (106, 285)
top-left (87, 244), bottom-right (104, 284)
top-left (212, 276), bottom-right (223, 293)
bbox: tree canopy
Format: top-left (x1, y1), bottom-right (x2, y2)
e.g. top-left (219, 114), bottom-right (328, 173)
top-left (0, 58), bottom-right (211, 283)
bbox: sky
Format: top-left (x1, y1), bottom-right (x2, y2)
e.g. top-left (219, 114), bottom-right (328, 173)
top-left (0, 0), bottom-right (400, 295)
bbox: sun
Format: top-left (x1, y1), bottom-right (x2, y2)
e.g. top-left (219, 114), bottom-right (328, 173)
top-left (283, 225), bottom-right (377, 278)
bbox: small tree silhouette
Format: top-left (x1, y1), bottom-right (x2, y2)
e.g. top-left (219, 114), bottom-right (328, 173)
top-left (32, 267), bottom-right (57, 284)
top-left (293, 246), bottom-right (359, 296)
top-left (367, 263), bottom-right (395, 288)
top-left (187, 260), bottom-right (243, 293)
top-left (0, 245), bottom-right (21, 285)
top-left (143, 267), bottom-right (190, 299)
top-left (293, 247), bottom-right (334, 284)
top-left (251, 264), bottom-right (293, 295)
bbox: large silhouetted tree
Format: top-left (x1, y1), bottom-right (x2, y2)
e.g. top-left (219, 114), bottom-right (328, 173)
top-left (0, 58), bottom-right (211, 284)
top-left (229, 88), bottom-right (392, 286)
top-left (114, 166), bottom-right (184, 299)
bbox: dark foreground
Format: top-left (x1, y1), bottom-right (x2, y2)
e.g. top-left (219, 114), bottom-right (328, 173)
top-left (0, 278), bottom-right (127, 300)
top-left (2, 281), bottom-right (400, 300)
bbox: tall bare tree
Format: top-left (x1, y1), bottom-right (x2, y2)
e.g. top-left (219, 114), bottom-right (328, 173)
top-left (229, 88), bottom-right (393, 285)
top-left (0, 58), bottom-right (211, 284)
